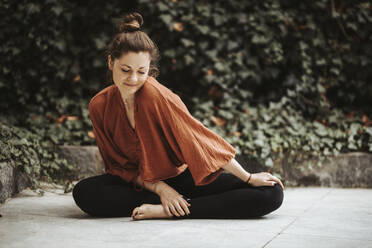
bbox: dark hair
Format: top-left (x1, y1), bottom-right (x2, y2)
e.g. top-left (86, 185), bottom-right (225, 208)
top-left (105, 12), bottom-right (160, 83)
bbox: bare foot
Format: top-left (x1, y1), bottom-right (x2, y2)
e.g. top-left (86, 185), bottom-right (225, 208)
top-left (131, 204), bottom-right (174, 221)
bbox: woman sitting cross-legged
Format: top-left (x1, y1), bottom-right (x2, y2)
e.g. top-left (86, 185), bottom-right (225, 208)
top-left (72, 12), bottom-right (284, 221)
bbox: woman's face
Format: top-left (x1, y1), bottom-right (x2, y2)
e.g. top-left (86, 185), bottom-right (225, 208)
top-left (108, 51), bottom-right (151, 95)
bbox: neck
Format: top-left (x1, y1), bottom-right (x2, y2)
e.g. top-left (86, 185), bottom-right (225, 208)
top-left (118, 88), bottom-right (135, 101)
top-left (122, 93), bottom-right (134, 101)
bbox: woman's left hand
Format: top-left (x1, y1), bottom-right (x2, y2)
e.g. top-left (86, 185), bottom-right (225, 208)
top-left (248, 172), bottom-right (285, 190)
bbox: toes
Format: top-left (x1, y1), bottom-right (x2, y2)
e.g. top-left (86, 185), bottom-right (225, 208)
top-left (132, 210), bottom-right (140, 220)
top-left (131, 207), bottom-right (139, 218)
top-left (133, 213), bottom-right (145, 220)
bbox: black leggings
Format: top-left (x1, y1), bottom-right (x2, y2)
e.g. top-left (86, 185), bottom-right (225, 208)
top-left (72, 168), bottom-right (284, 219)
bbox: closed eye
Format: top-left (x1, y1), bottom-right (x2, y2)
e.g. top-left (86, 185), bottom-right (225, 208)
top-left (121, 69), bottom-right (145, 74)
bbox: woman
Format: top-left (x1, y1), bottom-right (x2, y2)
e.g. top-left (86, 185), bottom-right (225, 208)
top-left (72, 12), bottom-right (284, 221)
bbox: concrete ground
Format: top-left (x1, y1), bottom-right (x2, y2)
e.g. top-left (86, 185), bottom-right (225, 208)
top-left (0, 185), bottom-right (372, 248)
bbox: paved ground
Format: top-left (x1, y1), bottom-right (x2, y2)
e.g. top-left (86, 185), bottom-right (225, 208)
top-left (0, 185), bottom-right (371, 248)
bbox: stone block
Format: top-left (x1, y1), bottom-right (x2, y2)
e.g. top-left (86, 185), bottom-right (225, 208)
top-left (0, 161), bottom-right (31, 204)
top-left (279, 152), bottom-right (372, 188)
top-left (57, 145), bottom-right (105, 179)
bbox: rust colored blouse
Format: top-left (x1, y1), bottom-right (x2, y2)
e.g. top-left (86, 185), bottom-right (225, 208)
top-left (89, 76), bottom-right (236, 191)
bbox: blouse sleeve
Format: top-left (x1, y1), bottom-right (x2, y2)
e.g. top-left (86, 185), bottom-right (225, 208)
top-left (89, 101), bottom-right (142, 189)
top-left (154, 93), bottom-right (236, 186)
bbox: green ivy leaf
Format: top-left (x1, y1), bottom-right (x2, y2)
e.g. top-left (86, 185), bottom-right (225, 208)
top-left (265, 157), bottom-right (274, 167)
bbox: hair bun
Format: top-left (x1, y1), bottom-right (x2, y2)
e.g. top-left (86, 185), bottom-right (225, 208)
top-left (119, 12), bottom-right (143, 33)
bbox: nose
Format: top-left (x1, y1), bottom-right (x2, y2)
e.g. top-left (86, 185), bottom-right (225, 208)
top-left (128, 72), bottom-right (138, 82)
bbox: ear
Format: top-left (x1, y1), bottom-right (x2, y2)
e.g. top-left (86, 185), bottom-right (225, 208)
top-left (108, 55), bottom-right (113, 70)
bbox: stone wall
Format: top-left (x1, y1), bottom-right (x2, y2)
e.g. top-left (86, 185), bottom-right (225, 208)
top-left (1, 146), bottom-right (371, 204)
top-left (0, 160), bottom-right (31, 204)
top-left (280, 152), bottom-right (372, 188)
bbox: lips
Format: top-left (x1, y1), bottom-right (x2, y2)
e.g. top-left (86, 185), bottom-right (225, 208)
top-left (123, 82), bottom-right (137, 86)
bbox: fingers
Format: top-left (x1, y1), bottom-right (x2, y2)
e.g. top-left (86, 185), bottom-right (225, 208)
top-left (169, 204), bottom-right (181, 217)
top-left (168, 199), bottom-right (191, 217)
top-left (251, 172), bottom-right (285, 189)
top-left (277, 179), bottom-right (285, 190)
top-left (268, 175), bottom-right (285, 190)
top-left (175, 202), bottom-right (186, 216)
top-left (163, 204), bottom-right (173, 217)
top-left (180, 200), bottom-right (191, 215)
top-left (174, 200), bottom-right (190, 216)
top-left (179, 197), bottom-right (191, 215)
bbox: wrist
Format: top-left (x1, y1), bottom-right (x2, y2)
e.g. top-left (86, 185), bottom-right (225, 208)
top-left (153, 181), bottom-right (165, 195)
top-left (245, 173), bottom-right (252, 184)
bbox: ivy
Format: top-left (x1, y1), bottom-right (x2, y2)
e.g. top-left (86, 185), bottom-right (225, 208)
top-left (0, 122), bottom-right (79, 194)
top-left (0, 0), bottom-right (371, 189)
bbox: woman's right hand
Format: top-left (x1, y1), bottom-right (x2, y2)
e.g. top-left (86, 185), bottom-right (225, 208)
top-left (156, 183), bottom-right (191, 217)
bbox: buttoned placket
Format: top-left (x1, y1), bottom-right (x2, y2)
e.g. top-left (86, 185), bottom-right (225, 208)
top-left (132, 93), bottom-right (144, 191)
top-left (116, 86), bottom-right (145, 191)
